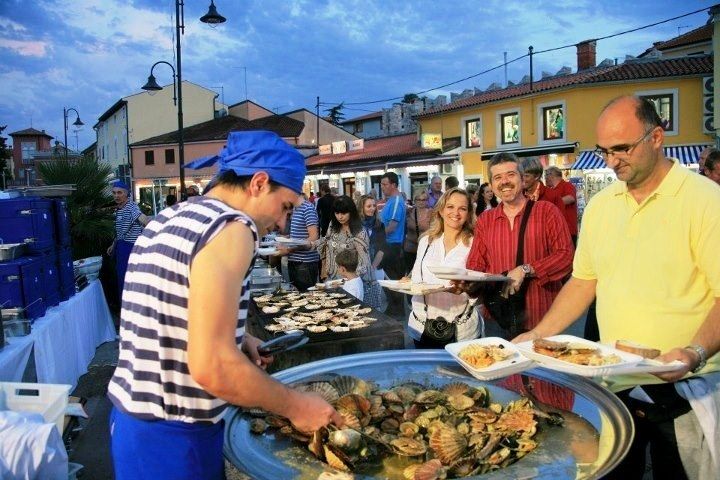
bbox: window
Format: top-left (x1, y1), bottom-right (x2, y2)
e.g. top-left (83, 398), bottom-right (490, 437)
top-left (354, 122), bottom-right (363, 134)
top-left (165, 149), bottom-right (175, 164)
top-left (498, 111), bottom-right (520, 145)
top-left (542, 105), bottom-right (564, 141)
top-left (637, 88), bottom-right (678, 135)
top-left (144, 150), bottom-right (155, 165)
top-left (463, 117), bottom-right (482, 148)
top-left (21, 141), bottom-right (36, 164)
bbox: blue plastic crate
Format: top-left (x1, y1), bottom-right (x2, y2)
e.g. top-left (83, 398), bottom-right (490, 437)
top-left (0, 256), bottom-right (46, 319)
top-left (52, 199), bottom-right (71, 247)
top-left (0, 197), bottom-right (56, 252)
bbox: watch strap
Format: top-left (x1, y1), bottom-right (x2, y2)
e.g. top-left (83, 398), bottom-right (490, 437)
top-left (685, 344), bottom-right (707, 373)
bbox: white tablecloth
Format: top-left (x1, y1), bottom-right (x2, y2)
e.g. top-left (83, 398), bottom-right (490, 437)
top-left (0, 335), bottom-right (33, 382)
top-left (0, 281), bottom-right (116, 388)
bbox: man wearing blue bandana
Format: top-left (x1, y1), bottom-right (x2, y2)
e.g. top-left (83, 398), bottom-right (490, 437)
top-left (108, 131), bottom-right (343, 480)
top-left (106, 180), bottom-right (149, 301)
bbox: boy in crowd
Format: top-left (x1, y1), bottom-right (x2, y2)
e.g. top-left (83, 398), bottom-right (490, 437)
top-left (337, 248), bottom-right (363, 301)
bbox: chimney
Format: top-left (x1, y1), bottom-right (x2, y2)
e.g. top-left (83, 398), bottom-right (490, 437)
top-left (576, 39), bottom-right (597, 71)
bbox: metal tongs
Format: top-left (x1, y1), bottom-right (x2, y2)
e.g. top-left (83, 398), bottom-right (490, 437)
top-left (257, 330), bottom-right (309, 356)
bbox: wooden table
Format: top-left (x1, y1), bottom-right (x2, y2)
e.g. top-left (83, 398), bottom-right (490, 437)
top-left (246, 292), bottom-right (406, 372)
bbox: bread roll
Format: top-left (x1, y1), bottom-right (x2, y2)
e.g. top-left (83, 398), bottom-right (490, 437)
top-left (615, 340), bottom-right (661, 359)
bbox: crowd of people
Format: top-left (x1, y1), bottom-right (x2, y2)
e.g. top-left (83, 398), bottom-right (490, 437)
top-left (106, 96), bottom-right (719, 479)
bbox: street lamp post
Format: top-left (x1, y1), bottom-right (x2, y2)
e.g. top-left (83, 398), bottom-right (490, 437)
top-left (141, 0), bottom-right (225, 200)
top-left (63, 107), bottom-right (83, 161)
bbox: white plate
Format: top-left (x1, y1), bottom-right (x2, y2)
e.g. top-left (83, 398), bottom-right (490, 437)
top-left (257, 247), bottom-right (278, 256)
top-left (377, 280), bottom-right (448, 295)
top-left (426, 265), bottom-right (466, 275)
top-left (308, 279), bottom-right (345, 291)
top-left (445, 337), bottom-right (534, 381)
top-left (433, 269), bottom-right (509, 282)
top-left (273, 236), bottom-right (310, 247)
top-left (600, 358), bottom-right (686, 375)
top-left (515, 334), bottom-right (644, 377)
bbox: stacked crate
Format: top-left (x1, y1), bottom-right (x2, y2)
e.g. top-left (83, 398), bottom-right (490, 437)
top-left (0, 196), bottom-right (75, 320)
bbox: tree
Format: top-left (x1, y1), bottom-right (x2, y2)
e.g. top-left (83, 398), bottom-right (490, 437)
top-left (402, 93), bottom-right (419, 104)
top-left (324, 102), bottom-right (345, 125)
top-left (0, 126), bottom-right (12, 189)
top-left (37, 155), bottom-right (115, 259)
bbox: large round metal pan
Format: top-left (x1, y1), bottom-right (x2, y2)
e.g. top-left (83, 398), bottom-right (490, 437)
top-left (224, 349), bottom-right (633, 479)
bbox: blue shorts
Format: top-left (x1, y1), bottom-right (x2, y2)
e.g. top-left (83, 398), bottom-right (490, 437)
top-left (110, 406), bottom-right (225, 480)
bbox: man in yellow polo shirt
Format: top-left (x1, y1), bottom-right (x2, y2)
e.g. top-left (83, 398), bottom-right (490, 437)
top-left (516, 96), bottom-right (720, 479)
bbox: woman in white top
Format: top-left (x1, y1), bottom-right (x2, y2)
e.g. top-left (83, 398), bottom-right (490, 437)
top-left (408, 188), bottom-right (480, 348)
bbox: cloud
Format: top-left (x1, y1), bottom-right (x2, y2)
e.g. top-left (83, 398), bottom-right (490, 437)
top-left (0, 38), bottom-right (49, 57)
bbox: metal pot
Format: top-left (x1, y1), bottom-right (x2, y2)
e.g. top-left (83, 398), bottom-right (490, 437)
top-left (224, 350), bottom-right (634, 479)
top-left (3, 319), bottom-right (31, 337)
top-left (0, 243), bottom-right (27, 262)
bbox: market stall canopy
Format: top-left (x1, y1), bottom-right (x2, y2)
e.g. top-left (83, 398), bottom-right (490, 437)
top-left (572, 145), bottom-right (711, 170)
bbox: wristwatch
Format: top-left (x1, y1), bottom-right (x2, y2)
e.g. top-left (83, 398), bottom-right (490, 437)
top-left (685, 344), bottom-right (707, 373)
top-left (521, 264), bottom-right (533, 276)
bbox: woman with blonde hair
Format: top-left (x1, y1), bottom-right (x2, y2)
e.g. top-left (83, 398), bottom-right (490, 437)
top-left (407, 187), bottom-right (480, 348)
top-left (357, 194), bottom-right (388, 311)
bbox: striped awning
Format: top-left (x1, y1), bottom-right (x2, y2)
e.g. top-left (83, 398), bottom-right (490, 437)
top-left (571, 151), bottom-right (604, 170)
top-left (663, 145), bottom-right (706, 165)
top-left (571, 145), bottom-right (710, 170)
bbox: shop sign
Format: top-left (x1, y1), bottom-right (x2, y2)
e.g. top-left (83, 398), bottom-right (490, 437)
top-left (349, 139), bottom-right (364, 151)
top-left (332, 141), bottom-right (347, 154)
top-left (422, 134), bottom-right (442, 149)
top-left (319, 144), bottom-right (332, 155)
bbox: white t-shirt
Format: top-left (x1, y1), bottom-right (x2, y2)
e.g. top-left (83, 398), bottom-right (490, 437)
top-left (342, 277), bottom-right (364, 301)
top-left (407, 234), bottom-right (480, 342)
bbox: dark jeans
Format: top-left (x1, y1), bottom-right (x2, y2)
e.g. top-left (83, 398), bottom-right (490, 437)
top-left (403, 251), bottom-right (417, 276)
top-left (288, 260), bottom-right (318, 292)
top-left (584, 299), bottom-right (599, 341)
top-left (605, 384), bottom-right (691, 479)
top-left (382, 243), bottom-right (406, 317)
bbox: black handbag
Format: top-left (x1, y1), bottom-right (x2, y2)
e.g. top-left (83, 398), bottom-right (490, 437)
top-left (413, 242), bottom-right (473, 347)
top-left (484, 201), bottom-right (534, 338)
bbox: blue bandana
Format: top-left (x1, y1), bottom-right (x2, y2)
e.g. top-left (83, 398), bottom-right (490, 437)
top-left (112, 180), bottom-right (130, 192)
top-left (185, 131), bottom-right (306, 194)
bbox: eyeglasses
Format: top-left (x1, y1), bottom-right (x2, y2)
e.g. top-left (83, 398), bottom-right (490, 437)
top-left (593, 127), bottom-right (656, 160)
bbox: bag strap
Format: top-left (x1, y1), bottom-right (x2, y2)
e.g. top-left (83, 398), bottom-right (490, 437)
top-left (414, 208), bottom-right (420, 238)
top-left (514, 200), bottom-right (534, 267)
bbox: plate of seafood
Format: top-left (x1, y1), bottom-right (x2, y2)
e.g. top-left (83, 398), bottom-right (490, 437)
top-left (445, 337), bottom-right (534, 381)
top-left (309, 279), bottom-right (345, 291)
top-left (273, 236), bottom-right (311, 247)
top-left (378, 279), bottom-right (450, 295)
top-left (224, 350), bottom-right (635, 479)
top-left (516, 335), bottom-right (644, 377)
top-left (254, 289), bottom-right (375, 335)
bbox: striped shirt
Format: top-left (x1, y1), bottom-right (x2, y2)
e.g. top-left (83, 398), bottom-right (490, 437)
top-left (288, 200), bottom-right (320, 262)
top-left (466, 200), bottom-right (573, 331)
top-left (108, 196), bottom-right (259, 424)
top-left (115, 201), bottom-right (144, 242)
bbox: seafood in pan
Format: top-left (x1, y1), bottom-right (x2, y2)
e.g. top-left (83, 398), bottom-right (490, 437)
top-left (249, 375), bottom-right (562, 478)
top-left (254, 290), bottom-right (377, 335)
top-left (532, 338), bottom-right (622, 366)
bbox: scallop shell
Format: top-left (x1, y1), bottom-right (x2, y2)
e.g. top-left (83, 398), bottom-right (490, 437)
top-left (304, 303), bottom-right (322, 310)
top-left (338, 411), bottom-right (362, 430)
top-left (295, 381), bottom-right (340, 403)
top-left (447, 394), bottom-right (474, 411)
top-left (429, 425), bottom-right (467, 465)
top-left (448, 456), bottom-right (479, 477)
top-left (494, 409), bottom-right (536, 433)
top-left (390, 437), bottom-right (427, 456)
top-left (335, 394), bottom-right (371, 418)
top-left (442, 382), bottom-right (470, 397)
top-left (414, 390), bottom-right (446, 405)
top-left (330, 326), bottom-right (350, 332)
top-left (399, 421), bottom-right (420, 437)
top-left (332, 376), bottom-right (376, 397)
top-left (249, 418), bottom-right (267, 434)
top-left (467, 408), bottom-right (498, 424)
top-left (306, 325), bottom-right (328, 333)
top-left (323, 444), bottom-right (352, 472)
top-left (403, 464), bottom-right (421, 480)
top-left (262, 305), bottom-right (281, 314)
top-left (264, 324), bottom-right (285, 332)
top-left (356, 307), bottom-right (372, 315)
top-left (413, 459), bottom-right (446, 480)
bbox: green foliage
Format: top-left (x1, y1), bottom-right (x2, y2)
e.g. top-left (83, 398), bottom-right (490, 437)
top-left (402, 93), bottom-right (419, 104)
top-left (0, 126), bottom-right (12, 189)
top-left (324, 102), bottom-right (345, 125)
top-left (37, 156), bottom-right (115, 259)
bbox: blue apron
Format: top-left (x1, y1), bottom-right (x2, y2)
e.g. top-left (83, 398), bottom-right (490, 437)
top-left (110, 407), bottom-right (225, 480)
top-left (115, 239), bottom-right (134, 301)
